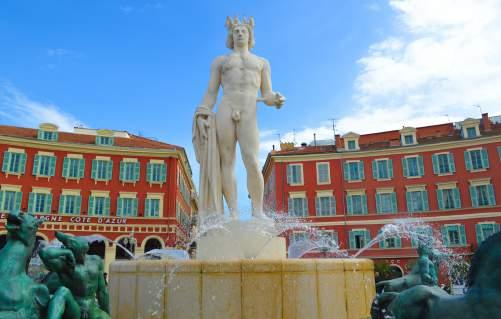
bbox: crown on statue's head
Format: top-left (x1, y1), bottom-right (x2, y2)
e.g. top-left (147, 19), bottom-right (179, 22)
top-left (225, 16), bottom-right (255, 31)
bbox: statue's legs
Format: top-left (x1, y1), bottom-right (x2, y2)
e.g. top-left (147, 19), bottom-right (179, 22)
top-left (216, 105), bottom-right (238, 217)
top-left (47, 286), bottom-right (81, 319)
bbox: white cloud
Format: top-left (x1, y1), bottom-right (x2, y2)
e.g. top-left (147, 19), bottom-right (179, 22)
top-left (261, 0), bottom-right (501, 155)
top-left (0, 84), bottom-right (85, 131)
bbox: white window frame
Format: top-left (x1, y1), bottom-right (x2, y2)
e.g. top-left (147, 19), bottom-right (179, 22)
top-left (316, 162), bottom-right (330, 185)
top-left (287, 163), bottom-right (304, 186)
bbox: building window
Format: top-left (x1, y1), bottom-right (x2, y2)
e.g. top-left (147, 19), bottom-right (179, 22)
top-left (96, 136), bottom-right (114, 146)
top-left (402, 156), bottom-right (424, 178)
top-left (465, 149), bottom-right (489, 171)
top-left (38, 130), bottom-right (58, 141)
top-left (315, 195), bottom-right (335, 216)
top-left (470, 184), bottom-right (496, 207)
top-left (380, 235), bottom-right (402, 249)
top-left (0, 190), bottom-right (22, 212)
top-left (33, 155), bottom-right (56, 177)
top-left (91, 159), bottom-right (113, 181)
top-left (432, 153), bottom-right (455, 175)
top-left (59, 194), bottom-right (81, 215)
top-left (466, 127), bottom-right (477, 138)
top-left (316, 162), bottom-right (330, 184)
top-left (372, 159), bottom-right (393, 180)
top-left (441, 225), bottom-right (466, 247)
top-left (437, 188), bottom-right (461, 210)
top-left (288, 196), bottom-right (308, 217)
top-left (120, 161), bottom-right (140, 183)
top-left (406, 190), bottom-right (429, 212)
top-left (88, 196), bottom-right (110, 216)
top-left (117, 197), bottom-right (138, 217)
top-left (145, 198), bottom-right (161, 217)
top-left (344, 161), bottom-right (364, 181)
top-left (376, 192), bottom-right (397, 214)
top-left (62, 157), bottom-right (85, 179)
top-left (347, 140), bottom-right (356, 150)
top-left (147, 163), bottom-right (167, 183)
top-left (411, 226), bottom-right (433, 247)
top-left (28, 192), bottom-right (52, 213)
top-left (2, 151), bottom-right (27, 175)
top-left (290, 232), bottom-right (307, 243)
top-left (404, 135), bottom-right (414, 145)
top-left (287, 164), bottom-right (303, 185)
top-left (476, 223), bottom-right (500, 244)
top-left (317, 230), bottom-right (339, 245)
top-left (346, 193), bottom-right (368, 215)
top-left (349, 230), bottom-right (370, 249)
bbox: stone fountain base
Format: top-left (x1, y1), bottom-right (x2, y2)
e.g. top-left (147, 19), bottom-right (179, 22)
top-left (109, 259), bottom-right (375, 319)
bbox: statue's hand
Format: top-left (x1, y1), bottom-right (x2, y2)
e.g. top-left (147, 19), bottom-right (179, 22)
top-left (197, 116), bottom-right (210, 140)
top-left (263, 92), bottom-right (286, 108)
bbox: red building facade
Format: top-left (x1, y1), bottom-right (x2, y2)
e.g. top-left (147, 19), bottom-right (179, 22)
top-left (263, 114), bottom-right (501, 280)
top-left (0, 123), bottom-right (197, 271)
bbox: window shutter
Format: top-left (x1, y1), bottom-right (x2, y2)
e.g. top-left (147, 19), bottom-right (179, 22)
top-left (315, 197), bottom-right (320, 215)
top-left (364, 231), bottom-right (371, 246)
top-left (302, 198), bottom-right (308, 217)
top-left (91, 160), bottom-right (97, 179)
top-left (441, 226), bottom-right (449, 246)
top-left (375, 193), bottom-right (381, 214)
top-left (14, 192), bottom-right (22, 211)
top-left (437, 189), bottom-right (444, 210)
top-left (481, 149), bottom-right (489, 169)
top-left (459, 225), bottom-right (466, 246)
top-left (405, 192), bottom-right (412, 212)
top-left (2, 151), bottom-right (11, 172)
top-left (119, 161), bottom-right (125, 181)
top-left (475, 224), bottom-right (483, 244)
top-left (161, 164), bottom-right (167, 182)
top-left (372, 160), bottom-right (378, 179)
top-left (379, 235), bottom-right (385, 249)
top-left (388, 160), bottom-right (394, 178)
top-left (329, 196), bottom-right (336, 215)
top-left (145, 198), bottom-right (151, 217)
top-left (343, 162), bottom-right (350, 181)
top-left (146, 163), bottom-right (152, 182)
top-left (422, 191), bottom-right (429, 211)
top-left (487, 184), bottom-right (496, 205)
top-left (106, 161), bottom-right (113, 180)
top-left (78, 159), bottom-right (85, 178)
top-left (287, 198), bottom-right (293, 215)
top-left (104, 197), bottom-right (110, 215)
top-left (453, 188), bottom-right (461, 209)
top-left (346, 195), bottom-right (353, 215)
top-left (432, 154), bottom-right (439, 174)
top-left (464, 151), bottom-right (472, 171)
top-left (19, 153), bottom-right (27, 174)
top-left (448, 153), bottom-right (456, 172)
top-left (396, 237), bottom-right (402, 248)
top-left (470, 186), bottom-right (479, 207)
top-left (117, 198), bottom-right (123, 216)
top-left (495, 223), bottom-right (501, 233)
top-left (62, 157), bottom-right (69, 178)
top-left (59, 195), bottom-right (66, 213)
top-left (28, 193), bottom-right (35, 213)
top-left (49, 156), bottom-right (56, 176)
top-left (88, 196), bottom-right (95, 215)
top-left (361, 194), bottom-right (368, 214)
top-left (0, 191), bottom-right (3, 209)
top-left (391, 193), bottom-right (397, 213)
top-left (32, 155), bottom-right (40, 175)
top-left (46, 194), bottom-right (52, 213)
top-left (349, 231), bottom-right (355, 249)
top-left (402, 158), bottom-right (408, 177)
top-left (287, 165), bottom-right (292, 184)
top-left (132, 198), bottom-right (138, 216)
top-left (134, 162), bottom-right (140, 181)
top-left (417, 156), bottom-right (424, 176)
top-left (75, 196), bottom-right (81, 214)
top-left (359, 162), bottom-right (365, 180)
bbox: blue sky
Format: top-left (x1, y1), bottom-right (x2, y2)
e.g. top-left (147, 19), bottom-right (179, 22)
top-left (2, 0), bottom-right (501, 215)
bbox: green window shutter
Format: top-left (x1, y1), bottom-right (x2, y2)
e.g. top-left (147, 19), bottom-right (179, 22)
top-left (379, 235), bottom-right (385, 249)
top-left (105, 197), bottom-right (110, 215)
top-left (481, 149), bottom-right (489, 169)
top-left (375, 193), bottom-right (381, 214)
top-left (287, 198), bottom-right (293, 215)
top-left (396, 237), bottom-right (402, 248)
top-left (45, 194), bottom-right (52, 213)
top-left (91, 160), bottom-right (97, 179)
top-left (28, 193), bottom-right (35, 213)
top-left (49, 156), bottom-right (56, 176)
top-left (406, 192), bottom-right (412, 212)
top-left (302, 198), bottom-right (308, 216)
top-left (487, 184), bottom-right (496, 205)
top-left (349, 232), bottom-right (355, 249)
top-left (32, 155), bottom-right (40, 175)
top-left (75, 196), bottom-right (81, 214)
top-left (2, 151), bottom-right (11, 172)
top-left (470, 186), bottom-right (479, 207)
top-left (106, 161), bottom-right (113, 180)
top-left (441, 227), bottom-right (449, 246)
top-left (19, 153), bottom-right (27, 174)
top-left (364, 231), bottom-right (371, 245)
top-left (359, 162), bottom-right (365, 180)
top-left (464, 151), bottom-right (472, 171)
top-left (0, 191), bottom-right (3, 209)
top-left (14, 192), bottom-right (22, 211)
top-left (161, 164), bottom-right (167, 182)
top-left (78, 159), bottom-right (85, 178)
top-left (388, 160), bottom-right (394, 178)
top-left (145, 198), bottom-right (151, 216)
top-left (62, 157), bottom-right (70, 178)
top-left (119, 161), bottom-right (125, 181)
top-left (37, 130), bottom-right (43, 139)
top-left (117, 198), bottom-right (123, 216)
top-left (453, 188), bottom-right (461, 208)
top-left (315, 197), bottom-right (320, 215)
top-left (132, 198), bottom-right (138, 216)
top-left (417, 156), bottom-right (424, 176)
top-left (286, 165), bottom-right (292, 184)
top-left (437, 189), bottom-right (444, 210)
top-left (330, 197), bottom-right (336, 215)
top-left (422, 191), bottom-right (429, 211)
top-left (346, 196), bottom-right (353, 215)
top-left (475, 224), bottom-right (483, 244)
top-left (402, 158), bottom-right (408, 177)
top-left (146, 163), bottom-right (152, 182)
top-left (391, 193), bottom-right (397, 213)
top-left (448, 153), bottom-right (456, 172)
top-left (459, 225), bottom-right (466, 246)
top-left (432, 154), bottom-right (439, 174)
top-left (498, 146), bottom-right (501, 159)
top-left (372, 160), bottom-right (378, 179)
top-left (134, 162), bottom-right (140, 181)
top-left (361, 195), bottom-right (368, 214)
top-left (58, 195), bottom-right (65, 213)
top-left (495, 224), bottom-right (501, 233)
top-left (88, 196), bottom-right (95, 215)
top-left (343, 162), bottom-right (350, 181)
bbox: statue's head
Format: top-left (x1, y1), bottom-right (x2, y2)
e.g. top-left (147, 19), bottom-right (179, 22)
top-left (5, 210), bottom-right (43, 246)
top-left (55, 231), bottom-right (89, 263)
top-left (225, 16), bottom-right (255, 50)
top-left (417, 240), bottom-right (432, 257)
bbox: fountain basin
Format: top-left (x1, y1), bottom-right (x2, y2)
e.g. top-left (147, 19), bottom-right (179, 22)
top-left (109, 258), bottom-right (375, 319)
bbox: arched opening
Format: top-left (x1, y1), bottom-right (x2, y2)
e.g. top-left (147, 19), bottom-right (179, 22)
top-left (88, 240), bottom-right (106, 259)
top-left (388, 264), bottom-right (404, 279)
top-left (115, 237), bottom-right (135, 260)
top-left (0, 234), bottom-right (7, 250)
top-left (144, 238), bottom-right (163, 253)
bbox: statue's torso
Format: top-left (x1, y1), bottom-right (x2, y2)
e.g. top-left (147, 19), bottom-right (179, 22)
top-left (59, 255), bottom-right (100, 300)
top-left (220, 53), bottom-right (264, 100)
top-left (0, 274), bottom-right (45, 317)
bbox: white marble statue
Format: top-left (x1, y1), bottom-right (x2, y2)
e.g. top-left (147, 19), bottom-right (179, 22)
top-left (193, 16), bottom-right (285, 219)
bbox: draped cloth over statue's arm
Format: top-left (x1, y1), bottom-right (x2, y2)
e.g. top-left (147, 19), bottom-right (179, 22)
top-left (192, 107), bottom-right (223, 215)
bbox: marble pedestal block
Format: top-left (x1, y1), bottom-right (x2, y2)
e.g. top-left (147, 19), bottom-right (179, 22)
top-left (109, 259), bottom-right (375, 319)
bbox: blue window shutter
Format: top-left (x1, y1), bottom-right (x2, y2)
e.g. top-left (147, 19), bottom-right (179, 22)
top-left (119, 161), bottom-right (125, 181)
top-left (45, 194), bottom-right (52, 213)
top-left (288, 198), bottom-right (293, 215)
top-left (106, 161), bottom-right (113, 180)
top-left (287, 165), bottom-right (292, 184)
top-left (372, 160), bottom-right (378, 179)
top-left (58, 195), bottom-right (65, 213)
top-left (2, 151), bottom-right (11, 172)
top-left (117, 198), bottom-right (123, 216)
top-left (441, 226), bottom-right (449, 246)
top-left (448, 153), bottom-right (456, 172)
top-left (14, 192), bottom-right (22, 211)
top-left (470, 186), bottom-right (479, 207)
top-left (132, 198), bottom-right (138, 216)
top-left (388, 160), bottom-right (394, 178)
top-left (402, 158), bottom-right (408, 177)
top-left (330, 197), bottom-right (336, 215)
top-left (375, 193), bottom-right (381, 214)
top-left (32, 155), bottom-right (40, 175)
top-left (75, 196), bottom-right (81, 214)
top-left (104, 197), bottom-right (110, 215)
top-left (146, 163), bottom-right (152, 182)
top-left (315, 197), bottom-right (320, 215)
top-left (78, 159), bottom-right (85, 178)
top-left (346, 195), bottom-right (353, 215)
top-left (62, 157), bottom-right (69, 178)
top-left (418, 156), bottom-right (424, 176)
top-left (464, 151), bottom-right (472, 171)
top-left (475, 224), bottom-right (483, 244)
top-left (134, 162), bottom-right (140, 181)
top-left (406, 192), bottom-right (412, 212)
top-left (19, 153), bottom-right (27, 174)
top-left (145, 198), bottom-right (151, 216)
top-left (28, 193), bottom-right (35, 213)
top-left (343, 162), bottom-right (350, 181)
top-left (391, 193), bottom-right (397, 213)
top-left (161, 164), bottom-right (167, 182)
top-left (361, 194), bottom-right (368, 214)
top-left (49, 156), bottom-right (56, 176)
top-left (437, 189), bottom-right (444, 210)
top-left (88, 196), bottom-right (95, 215)
top-left (453, 188), bottom-right (461, 208)
top-left (422, 191), bottom-right (429, 211)
top-left (349, 231), bottom-right (355, 249)
top-left (487, 184), bottom-right (496, 205)
top-left (302, 198), bottom-right (308, 216)
top-left (359, 162), bottom-right (365, 180)
top-left (459, 225), bottom-right (466, 246)
top-left (481, 149), bottom-right (489, 169)
top-left (432, 154), bottom-right (439, 174)
top-left (91, 160), bottom-right (97, 179)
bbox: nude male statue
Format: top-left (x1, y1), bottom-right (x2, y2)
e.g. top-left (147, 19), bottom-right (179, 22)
top-left (194, 17), bottom-right (285, 218)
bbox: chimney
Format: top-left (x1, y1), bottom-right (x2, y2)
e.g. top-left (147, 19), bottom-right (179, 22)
top-left (482, 113), bottom-right (491, 132)
top-left (335, 134), bottom-right (342, 148)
